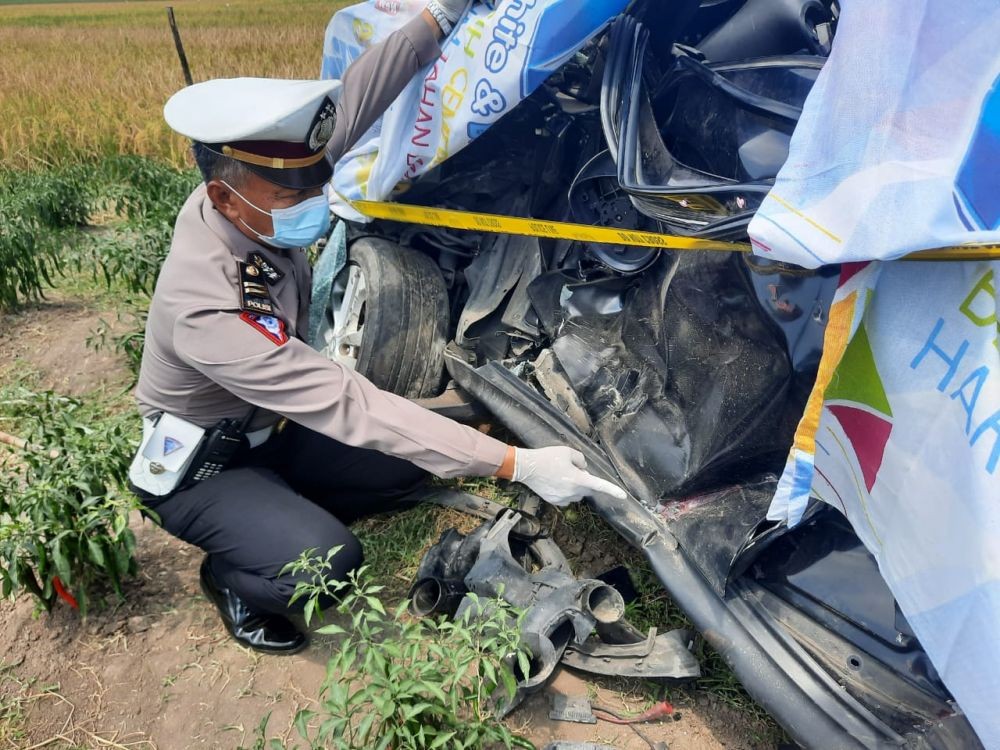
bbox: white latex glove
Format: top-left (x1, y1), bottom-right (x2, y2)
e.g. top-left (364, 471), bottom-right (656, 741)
top-left (512, 447), bottom-right (628, 508)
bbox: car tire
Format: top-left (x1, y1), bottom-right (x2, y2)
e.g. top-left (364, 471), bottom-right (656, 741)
top-left (316, 236), bottom-right (448, 398)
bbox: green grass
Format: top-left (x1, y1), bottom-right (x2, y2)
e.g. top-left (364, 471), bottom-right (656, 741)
top-left (353, 506), bottom-right (455, 597)
top-left (0, 0), bottom-right (159, 4)
top-left (0, 0), bottom-right (353, 168)
top-left (0, 662), bottom-right (30, 749)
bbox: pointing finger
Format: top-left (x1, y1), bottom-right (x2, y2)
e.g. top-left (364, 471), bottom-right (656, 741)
top-left (577, 472), bottom-right (628, 500)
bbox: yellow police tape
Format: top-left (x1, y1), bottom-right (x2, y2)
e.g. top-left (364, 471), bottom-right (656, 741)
top-left (351, 200), bottom-right (1000, 262)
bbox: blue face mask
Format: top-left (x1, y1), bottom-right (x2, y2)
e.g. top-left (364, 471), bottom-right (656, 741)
top-left (223, 181), bottom-right (331, 250)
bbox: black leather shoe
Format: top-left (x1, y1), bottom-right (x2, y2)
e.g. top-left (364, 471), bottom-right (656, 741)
top-left (199, 558), bottom-right (306, 655)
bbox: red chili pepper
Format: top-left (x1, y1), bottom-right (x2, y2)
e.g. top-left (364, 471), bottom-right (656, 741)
top-left (52, 576), bottom-right (79, 610)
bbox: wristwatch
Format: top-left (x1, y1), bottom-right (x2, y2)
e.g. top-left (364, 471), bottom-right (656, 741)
top-left (426, 0), bottom-right (456, 36)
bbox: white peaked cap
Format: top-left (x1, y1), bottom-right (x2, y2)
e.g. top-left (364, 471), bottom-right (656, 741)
top-left (164, 77), bottom-right (344, 144)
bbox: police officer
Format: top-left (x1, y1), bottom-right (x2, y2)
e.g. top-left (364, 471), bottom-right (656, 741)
top-left (132, 0), bottom-right (626, 654)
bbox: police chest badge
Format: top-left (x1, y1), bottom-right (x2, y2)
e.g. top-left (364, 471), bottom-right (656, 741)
top-left (248, 252), bottom-right (284, 284)
top-left (238, 260), bottom-right (274, 315)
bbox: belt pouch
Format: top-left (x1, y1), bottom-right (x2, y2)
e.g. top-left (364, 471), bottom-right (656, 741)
top-left (128, 414), bottom-right (205, 496)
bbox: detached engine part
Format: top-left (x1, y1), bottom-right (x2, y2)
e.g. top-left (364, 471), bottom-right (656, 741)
top-left (410, 509), bottom-right (698, 714)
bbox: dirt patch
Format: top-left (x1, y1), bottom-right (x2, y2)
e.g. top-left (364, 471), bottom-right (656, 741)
top-left (0, 516), bottom-right (780, 750)
top-left (0, 292), bottom-right (132, 395)
top-left (0, 516), bottom-right (331, 750)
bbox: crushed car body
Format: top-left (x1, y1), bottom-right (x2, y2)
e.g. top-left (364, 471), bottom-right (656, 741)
top-left (316, 1), bottom-right (990, 747)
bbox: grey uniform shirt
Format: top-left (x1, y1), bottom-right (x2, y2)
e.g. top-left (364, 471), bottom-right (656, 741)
top-left (135, 15), bottom-right (508, 479)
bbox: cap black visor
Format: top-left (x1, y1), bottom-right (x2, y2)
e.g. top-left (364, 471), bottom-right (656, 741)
top-left (245, 156), bottom-right (334, 190)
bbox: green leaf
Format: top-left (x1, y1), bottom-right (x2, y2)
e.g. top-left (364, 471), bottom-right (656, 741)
top-left (517, 652), bottom-right (532, 684)
top-left (355, 711), bottom-right (376, 742)
top-left (314, 623), bottom-right (346, 636)
top-left (421, 681), bottom-right (449, 706)
top-left (86, 537), bottom-right (106, 567)
top-left (293, 708), bottom-right (315, 740)
top-left (51, 539), bottom-right (71, 584)
top-left (481, 659), bottom-right (496, 687)
top-left (401, 701), bottom-right (434, 722)
top-left (498, 667), bottom-right (518, 701)
top-left (122, 528), bottom-right (137, 556)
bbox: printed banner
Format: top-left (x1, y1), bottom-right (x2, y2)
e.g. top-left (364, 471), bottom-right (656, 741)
top-left (751, 1), bottom-right (1000, 746)
top-left (321, 0), bottom-right (627, 220)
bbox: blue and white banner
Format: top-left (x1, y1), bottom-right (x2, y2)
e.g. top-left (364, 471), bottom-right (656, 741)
top-left (749, 2), bottom-right (1000, 746)
top-left (321, 0), bottom-right (627, 220)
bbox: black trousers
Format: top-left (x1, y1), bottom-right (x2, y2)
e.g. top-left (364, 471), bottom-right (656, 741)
top-left (137, 423), bottom-right (427, 616)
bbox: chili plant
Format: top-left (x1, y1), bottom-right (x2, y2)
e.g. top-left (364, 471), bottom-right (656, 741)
top-left (258, 549), bottom-right (535, 750)
top-left (0, 389), bottom-right (142, 615)
top-left (76, 157), bottom-right (199, 296)
top-left (68, 158), bottom-right (199, 374)
top-left (0, 164), bottom-right (95, 311)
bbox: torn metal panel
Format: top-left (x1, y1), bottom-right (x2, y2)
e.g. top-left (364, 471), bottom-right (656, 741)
top-left (526, 250), bottom-right (801, 504)
top-left (444, 346), bottom-right (639, 506)
top-left (531, 349), bottom-right (593, 436)
top-left (743, 255), bottom-right (840, 374)
top-left (562, 627), bottom-right (700, 681)
top-left (456, 228), bottom-right (543, 356)
top-left (657, 478), bottom-right (777, 596)
top-left (748, 509), bottom-right (955, 719)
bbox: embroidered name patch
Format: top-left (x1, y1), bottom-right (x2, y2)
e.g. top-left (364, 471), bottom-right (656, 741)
top-left (240, 312), bottom-right (289, 346)
top-left (238, 260), bottom-right (275, 315)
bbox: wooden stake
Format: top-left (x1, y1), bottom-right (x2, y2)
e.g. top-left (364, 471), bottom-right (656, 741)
top-left (166, 7), bottom-right (194, 87)
top-left (0, 430), bottom-right (60, 459)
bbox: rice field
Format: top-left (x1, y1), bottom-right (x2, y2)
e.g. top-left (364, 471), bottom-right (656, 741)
top-left (0, 0), bottom-right (353, 169)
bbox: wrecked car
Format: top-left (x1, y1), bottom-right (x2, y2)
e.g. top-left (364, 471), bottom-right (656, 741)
top-left (314, 1), bottom-right (983, 747)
